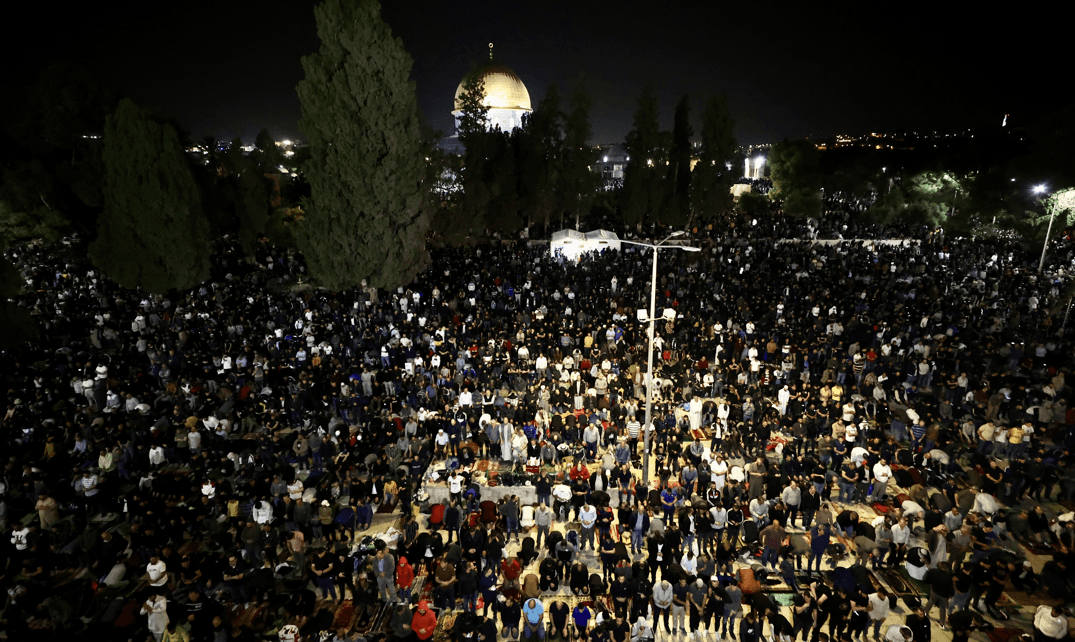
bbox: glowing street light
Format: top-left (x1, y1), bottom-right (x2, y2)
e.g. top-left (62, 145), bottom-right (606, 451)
top-left (1033, 184), bottom-right (1048, 194)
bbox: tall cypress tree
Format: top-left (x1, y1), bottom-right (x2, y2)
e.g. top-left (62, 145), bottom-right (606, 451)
top-left (666, 94), bottom-right (693, 226)
top-left (88, 98), bottom-right (210, 294)
top-left (295, 0), bottom-right (428, 290)
top-left (519, 84), bottom-right (564, 230)
top-left (622, 84), bottom-right (667, 226)
top-left (691, 95), bottom-right (738, 222)
top-left (561, 88), bottom-right (596, 230)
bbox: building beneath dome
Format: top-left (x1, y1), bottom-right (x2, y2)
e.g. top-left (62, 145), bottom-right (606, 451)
top-left (451, 44), bottom-right (532, 134)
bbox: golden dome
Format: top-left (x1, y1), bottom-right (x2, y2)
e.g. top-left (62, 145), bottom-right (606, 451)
top-left (452, 65), bottom-right (532, 113)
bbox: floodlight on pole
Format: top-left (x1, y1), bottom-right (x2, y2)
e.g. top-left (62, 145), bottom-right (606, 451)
top-left (618, 232), bottom-right (701, 488)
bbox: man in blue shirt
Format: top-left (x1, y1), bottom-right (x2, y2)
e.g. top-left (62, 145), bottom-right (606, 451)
top-left (523, 598), bottom-right (545, 639)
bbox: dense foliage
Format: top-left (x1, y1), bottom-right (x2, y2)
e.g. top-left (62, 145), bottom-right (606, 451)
top-left (295, 0), bottom-right (428, 290)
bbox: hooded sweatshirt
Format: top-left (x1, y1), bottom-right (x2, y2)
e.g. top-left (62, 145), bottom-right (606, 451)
top-left (396, 556), bottom-right (415, 590)
top-left (413, 602), bottom-right (438, 640)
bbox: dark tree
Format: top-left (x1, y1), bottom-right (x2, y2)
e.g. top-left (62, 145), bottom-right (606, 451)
top-left (0, 63), bottom-right (119, 239)
top-left (519, 84), bottom-right (564, 230)
top-left (88, 98), bottom-right (211, 293)
top-left (295, 0), bottom-right (428, 290)
top-left (736, 190), bottom-right (769, 220)
top-left (769, 139), bottom-right (823, 218)
top-left (690, 95), bottom-right (737, 223)
top-left (253, 128), bottom-right (284, 170)
top-left (622, 84), bottom-right (668, 226)
top-left (561, 88), bottom-right (597, 229)
top-left (456, 72), bottom-right (489, 146)
top-left (223, 137), bottom-right (273, 255)
top-left (665, 94), bottom-right (693, 226)
top-left (451, 71), bottom-right (499, 234)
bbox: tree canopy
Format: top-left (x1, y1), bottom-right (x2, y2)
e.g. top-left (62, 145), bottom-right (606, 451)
top-left (690, 95), bottom-right (738, 223)
top-left (88, 98), bottom-right (211, 294)
top-left (295, 0), bottom-right (428, 290)
top-left (622, 84), bottom-right (669, 226)
top-left (769, 139), bottom-right (823, 218)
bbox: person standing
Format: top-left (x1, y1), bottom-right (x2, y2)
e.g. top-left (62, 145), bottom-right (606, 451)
top-left (373, 547), bottom-right (398, 603)
top-left (782, 481), bottom-right (802, 529)
top-left (396, 555), bottom-right (415, 604)
top-left (672, 576), bottom-right (690, 635)
top-left (535, 503), bottom-right (554, 549)
top-left (653, 579), bottom-right (674, 635)
top-left (760, 520), bottom-right (787, 570)
top-left (412, 601), bottom-right (438, 641)
top-left (918, 561), bottom-right (953, 629)
top-left (746, 458), bottom-right (767, 500)
top-left (310, 548), bottom-right (337, 601)
top-left (140, 592), bottom-right (170, 642)
top-left (579, 501), bottom-right (597, 551)
top-left (871, 460), bottom-right (892, 502)
top-left (866, 588), bottom-right (890, 640)
top-left (721, 579), bottom-right (743, 640)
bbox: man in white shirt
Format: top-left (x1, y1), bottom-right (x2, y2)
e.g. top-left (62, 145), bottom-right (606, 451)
top-left (884, 625), bottom-right (912, 642)
top-left (10, 525), bottom-right (30, 551)
top-left (1034, 605), bottom-right (1070, 640)
top-left (871, 459), bottom-right (893, 502)
top-left (447, 472), bottom-right (464, 503)
top-left (867, 590), bottom-right (891, 639)
top-left (287, 479), bottom-right (304, 501)
top-left (890, 516), bottom-right (911, 564)
top-left (146, 554), bottom-right (169, 587)
top-left (579, 503), bottom-right (598, 551)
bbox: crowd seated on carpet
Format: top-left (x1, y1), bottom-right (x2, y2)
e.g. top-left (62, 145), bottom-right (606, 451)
top-left (1, 204), bottom-right (1074, 642)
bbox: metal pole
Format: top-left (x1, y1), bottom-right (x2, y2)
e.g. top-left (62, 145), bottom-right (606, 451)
top-left (642, 245), bottom-right (658, 488)
top-left (1039, 206), bottom-right (1056, 273)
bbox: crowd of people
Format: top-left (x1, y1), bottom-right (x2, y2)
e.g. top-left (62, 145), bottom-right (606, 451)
top-left (1, 206), bottom-right (1074, 642)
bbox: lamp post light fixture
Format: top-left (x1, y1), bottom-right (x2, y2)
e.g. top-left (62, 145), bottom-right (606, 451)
top-left (620, 231), bottom-right (701, 487)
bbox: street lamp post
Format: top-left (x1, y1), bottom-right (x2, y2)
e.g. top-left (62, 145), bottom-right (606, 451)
top-left (620, 231), bottom-right (701, 488)
top-left (1035, 185), bottom-right (1053, 273)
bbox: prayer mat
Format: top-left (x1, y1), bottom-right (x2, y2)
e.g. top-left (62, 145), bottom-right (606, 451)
top-left (893, 567), bottom-right (929, 595)
top-left (873, 567), bottom-right (921, 600)
top-left (999, 588), bottom-right (1062, 608)
top-left (332, 600), bottom-right (358, 631)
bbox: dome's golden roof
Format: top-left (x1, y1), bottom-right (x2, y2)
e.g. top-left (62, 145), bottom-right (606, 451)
top-left (452, 65), bottom-right (532, 113)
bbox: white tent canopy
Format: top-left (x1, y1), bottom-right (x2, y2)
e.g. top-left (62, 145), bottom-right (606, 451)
top-left (585, 229), bottom-right (621, 252)
top-left (550, 229), bottom-right (620, 259)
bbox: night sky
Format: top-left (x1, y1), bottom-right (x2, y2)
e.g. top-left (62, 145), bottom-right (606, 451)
top-left (8, 1), bottom-right (1067, 146)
